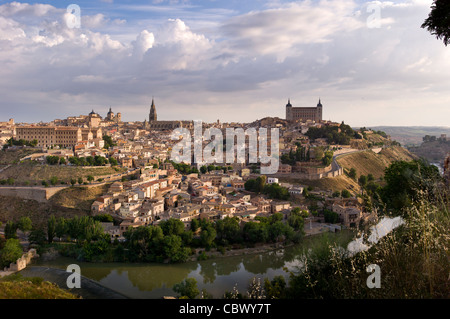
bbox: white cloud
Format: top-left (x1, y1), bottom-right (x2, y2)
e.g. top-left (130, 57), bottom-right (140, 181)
top-left (0, 0), bottom-right (448, 126)
top-left (220, 0), bottom-right (364, 61)
top-left (0, 16), bottom-right (25, 40)
top-left (132, 30), bottom-right (155, 59)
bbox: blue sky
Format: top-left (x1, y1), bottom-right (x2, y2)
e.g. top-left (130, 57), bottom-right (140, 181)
top-left (0, 0), bottom-right (449, 126)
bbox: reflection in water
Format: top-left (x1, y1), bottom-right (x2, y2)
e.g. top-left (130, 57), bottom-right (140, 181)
top-left (33, 231), bottom-right (355, 298)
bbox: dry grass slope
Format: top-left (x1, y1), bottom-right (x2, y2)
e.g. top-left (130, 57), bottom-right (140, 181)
top-left (49, 184), bottom-right (110, 211)
top-left (0, 277), bottom-right (79, 299)
top-left (337, 146), bottom-right (416, 179)
top-left (0, 161), bottom-right (125, 185)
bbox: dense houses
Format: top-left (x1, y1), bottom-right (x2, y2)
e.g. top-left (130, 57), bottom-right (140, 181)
top-left (2, 102), bottom-right (369, 241)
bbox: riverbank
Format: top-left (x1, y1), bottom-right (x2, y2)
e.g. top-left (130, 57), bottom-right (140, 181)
top-left (22, 230), bottom-right (356, 299)
top-left (17, 266), bottom-right (129, 299)
top-left (192, 242), bottom-right (294, 261)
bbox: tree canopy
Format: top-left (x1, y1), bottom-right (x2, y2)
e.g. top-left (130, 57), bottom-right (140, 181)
top-left (421, 0), bottom-right (450, 46)
top-left (380, 159), bottom-right (442, 216)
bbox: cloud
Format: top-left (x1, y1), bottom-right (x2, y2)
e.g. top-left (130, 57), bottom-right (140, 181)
top-left (220, 0), bottom-right (364, 61)
top-left (0, 0), bottom-right (449, 126)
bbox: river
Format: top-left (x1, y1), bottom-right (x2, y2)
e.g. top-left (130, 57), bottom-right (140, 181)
top-left (29, 230), bottom-right (355, 299)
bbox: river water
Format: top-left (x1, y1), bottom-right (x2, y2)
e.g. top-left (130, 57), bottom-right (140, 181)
top-left (30, 230), bottom-right (355, 299)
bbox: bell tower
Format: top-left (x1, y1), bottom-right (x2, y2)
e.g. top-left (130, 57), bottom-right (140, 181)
top-left (286, 98), bottom-right (292, 121)
top-left (316, 98), bottom-right (323, 122)
top-left (149, 98), bottom-right (157, 122)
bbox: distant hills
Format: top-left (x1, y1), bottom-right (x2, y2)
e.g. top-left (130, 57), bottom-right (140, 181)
top-left (358, 126), bottom-right (450, 147)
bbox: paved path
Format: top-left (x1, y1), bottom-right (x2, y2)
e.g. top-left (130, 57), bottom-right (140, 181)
top-left (331, 148), bottom-right (368, 176)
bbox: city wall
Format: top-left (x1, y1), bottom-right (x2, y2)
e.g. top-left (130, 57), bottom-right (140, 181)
top-left (1, 249), bottom-right (38, 273)
top-left (0, 186), bottom-right (67, 202)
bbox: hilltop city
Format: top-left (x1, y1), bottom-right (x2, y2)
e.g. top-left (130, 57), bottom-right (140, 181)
top-left (0, 98), bottom-right (449, 252)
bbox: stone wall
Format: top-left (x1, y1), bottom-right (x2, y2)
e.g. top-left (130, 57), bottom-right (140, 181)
top-left (2, 249), bottom-right (38, 272)
top-left (0, 186), bottom-right (67, 202)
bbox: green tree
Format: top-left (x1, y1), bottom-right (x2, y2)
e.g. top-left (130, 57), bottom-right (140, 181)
top-left (381, 160), bottom-right (442, 216)
top-left (93, 214), bottom-right (114, 223)
top-left (322, 151), bottom-right (334, 166)
top-left (28, 228), bottom-right (47, 246)
top-left (263, 183), bottom-right (290, 200)
top-left (173, 278), bottom-right (199, 299)
top-left (341, 189), bottom-right (352, 198)
top-left (243, 222), bottom-right (269, 244)
top-left (421, 0), bottom-right (450, 46)
top-left (47, 215), bottom-right (57, 244)
top-left (159, 219), bottom-right (185, 237)
top-left (109, 157), bottom-right (118, 166)
top-left (50, 176), bottom-right (58, 186)
top-left (87, 175), bottom-right (94, 183)
top-left (348, 168), bottom-right (357, 180)
top-left (332, 191), bottom-right (341, 198)
top-left (163, 235), bottom-right (190, 263)
top-left (103, 135), bottom-right (116, 149)
top-left (17, 217), bottom-right (32, 234)
top-left (215, 217), bottom-right (242, 245)
top-left (358, 175), bottom-right (368, 187)
top-left (4, 221), bottom-right (17, 239)
top-left (323, 209), bottom-right (339, 224)
top-left (268, 221), bottom-right (293, 243)
top-left (288, 212), bottom-right (305, 231)
top-left (264, 276), bottom-right (286, 299)
top-left (55, 217), bottom-right (67, 241)
top-left (200, 224), bottom-right (216, 248)
top-left (124, 226), bottom-right (164, 262)
top-left (190, 218), bottom-right (200, 232)
top-left (0, 238), bottom-right (23, 268)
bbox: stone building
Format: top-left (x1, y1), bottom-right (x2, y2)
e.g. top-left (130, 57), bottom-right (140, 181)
top-left (145, 98), bottom-right (194, 131)
top-left (15, 125), bottom-right (82, 148)
top-left (286, 99), bottom-right (323, 123)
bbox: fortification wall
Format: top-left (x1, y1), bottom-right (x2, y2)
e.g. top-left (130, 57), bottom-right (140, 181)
top-left (0, 186), bottom-right (67, 202)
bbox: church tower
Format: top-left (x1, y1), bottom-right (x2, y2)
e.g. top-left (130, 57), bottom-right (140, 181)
top-left (286, 99), bottom-right (292, 121)
top-left (316, 98), bottom-right (323, 122)
top-left (149, 98), bottom-right (157, 122)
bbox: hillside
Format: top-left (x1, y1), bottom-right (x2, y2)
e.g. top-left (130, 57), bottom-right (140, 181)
top-left (279, 175), bottom-right (361, 194)
top-left (0, 148), bottom-right (40, 165)
top-left (49, 184), bottom-right (110, 211)
top-left (0, 184), bottom-right (109, 227)
top-left (407, 140), bottom-right (450, 166)
top-left (336, 146), bottom-right (417, 180)
top-left (368, 126), bottom-right (450, 147)
top-left (0, 195), bottom-right (87, 228)
top-left (0, 275), bottom-right (79, 299)
top-left (0, 160), bottom-right (125, 186)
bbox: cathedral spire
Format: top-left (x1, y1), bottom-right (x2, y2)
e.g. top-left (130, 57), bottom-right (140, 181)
top-left (149, 97), bottom-right (157, 122)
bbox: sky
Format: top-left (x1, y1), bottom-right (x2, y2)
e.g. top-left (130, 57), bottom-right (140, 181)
top-left (0, 0), bottom-right (449, 127)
